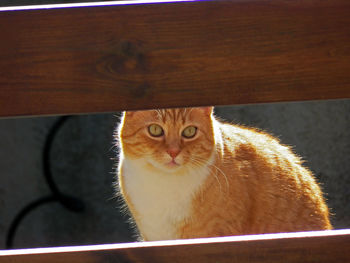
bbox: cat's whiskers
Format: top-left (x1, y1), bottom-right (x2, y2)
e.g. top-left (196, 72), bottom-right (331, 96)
top-left (188, 158), bottom-right (221, 194)
top-left (189, 157), bottom-right (228, 195)
top-left (190, 156), bottom-right (230, 193)
top-left (210, 162), bottom-right (230, 192)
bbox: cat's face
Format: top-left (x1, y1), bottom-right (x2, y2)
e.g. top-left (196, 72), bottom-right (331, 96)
top-left (119, 107), bottom-right (215, 173)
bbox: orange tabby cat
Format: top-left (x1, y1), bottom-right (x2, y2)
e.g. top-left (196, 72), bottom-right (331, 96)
top-left (116, 107), bottom-right (331, 241)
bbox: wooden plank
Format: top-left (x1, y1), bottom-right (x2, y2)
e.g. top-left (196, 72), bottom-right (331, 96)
top-left (1, 0), bottom-right (350, 117)
top-left (0, 230), bottom-right (349, 263)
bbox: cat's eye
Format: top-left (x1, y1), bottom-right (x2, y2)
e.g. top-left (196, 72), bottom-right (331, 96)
top-left (182, 126), bottom-right (197, 139)
top-left (148, 124), bottom-right (164, 137)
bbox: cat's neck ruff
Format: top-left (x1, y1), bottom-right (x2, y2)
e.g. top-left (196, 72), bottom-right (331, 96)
top-left (121, 154), bottom-right (214, 241)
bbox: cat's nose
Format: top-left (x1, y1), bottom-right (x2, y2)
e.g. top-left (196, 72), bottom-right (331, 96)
top-left (167, 148), bottom-right (180, 159)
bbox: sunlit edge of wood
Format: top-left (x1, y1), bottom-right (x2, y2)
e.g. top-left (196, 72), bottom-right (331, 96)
top-left (1, 99), bottom-right (350, 120)
top-left (0, 0), bottom-right (197, 12)
top-left (0, 229), bottom-right (349, 256)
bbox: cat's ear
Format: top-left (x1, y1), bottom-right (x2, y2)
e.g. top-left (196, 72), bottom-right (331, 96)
top-left (124, 111), bottom-right (136, 117)
top-left (200, 106), bottom-right (213, 116)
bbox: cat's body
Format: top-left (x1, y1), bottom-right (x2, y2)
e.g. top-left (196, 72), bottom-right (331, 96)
top-left (117, 107), bottom-right (331, 241)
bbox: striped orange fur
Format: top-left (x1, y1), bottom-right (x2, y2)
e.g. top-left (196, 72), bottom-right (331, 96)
top-left (116, 107), bottom-right (331, 241)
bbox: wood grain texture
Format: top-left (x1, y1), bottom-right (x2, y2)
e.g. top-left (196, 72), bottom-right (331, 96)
top-left (0, 0), bottom-right (350, 117)
top-left (0, 230), bottom-right (350, 263)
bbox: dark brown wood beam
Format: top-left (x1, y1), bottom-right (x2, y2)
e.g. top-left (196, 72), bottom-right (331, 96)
top-left (0, 0), bottom-right (350, 117)
top-left (0, 230), bottom-right (349, 263)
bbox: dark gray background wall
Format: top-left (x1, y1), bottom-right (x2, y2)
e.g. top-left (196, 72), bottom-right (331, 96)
top-left (0, 100), bottom-right (349, 249)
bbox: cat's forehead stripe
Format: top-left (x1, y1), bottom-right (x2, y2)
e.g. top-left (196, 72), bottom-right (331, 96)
top-left (156, 109), bottom-right (187, 123)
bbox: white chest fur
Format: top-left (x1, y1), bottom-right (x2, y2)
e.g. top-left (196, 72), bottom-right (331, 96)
top-left (120, 158), bottom-right (211, 241)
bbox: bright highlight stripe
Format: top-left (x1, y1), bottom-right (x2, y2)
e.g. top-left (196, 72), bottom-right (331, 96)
top-left (0, 229), bottom-right (349, 256)
top-left (0, 0), bottom-right (199, 12)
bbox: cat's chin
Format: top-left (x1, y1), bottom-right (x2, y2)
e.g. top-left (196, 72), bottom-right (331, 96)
top-left (143, 157), bottom-right (183, 173)
top-left (166, 161), bottom-right (180, 167)
top-left (148, 161), bottom-right (184, 173)
top-left (161, 163), bottom-right (183, 173)
top-left (165, 161), bottom-right (182, 170)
